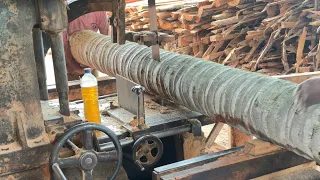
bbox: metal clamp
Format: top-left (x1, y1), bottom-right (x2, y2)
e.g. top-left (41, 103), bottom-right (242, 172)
top-left (131, 86), bottom-right (145, 129)
top-left (188, 119), bottom-right (202, 137)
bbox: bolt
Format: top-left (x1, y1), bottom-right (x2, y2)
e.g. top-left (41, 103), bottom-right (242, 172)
top-left (85, 158), bottom-right (93, 165)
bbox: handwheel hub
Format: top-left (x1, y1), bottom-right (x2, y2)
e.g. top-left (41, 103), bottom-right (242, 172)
top-left (80, 152), bottom-right (98, 170)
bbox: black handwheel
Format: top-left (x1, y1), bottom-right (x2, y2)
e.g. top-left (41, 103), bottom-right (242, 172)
top-left (50, 123), bottom-right (123, 180)
top-left (132, 135), bottom-right (163, 169)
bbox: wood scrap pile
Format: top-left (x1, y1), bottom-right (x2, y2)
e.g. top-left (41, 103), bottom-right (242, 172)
top-left (126, 0), bottom-right (320, 75)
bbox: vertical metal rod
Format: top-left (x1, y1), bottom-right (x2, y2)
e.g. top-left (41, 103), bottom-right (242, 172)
top-left (137, 94), bottom-right (141, 129)
top-left (49, 33), bottom-right (70, 116)
top-left (148, 0), bottom-right (160, 60)
top-left (118, 0), bottom-right (126, 44)
top-left (33, 27), bottom-right (49, 100)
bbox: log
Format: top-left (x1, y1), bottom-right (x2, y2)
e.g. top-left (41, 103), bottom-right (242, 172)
top-left (71, 30), bottom-right (320, 164)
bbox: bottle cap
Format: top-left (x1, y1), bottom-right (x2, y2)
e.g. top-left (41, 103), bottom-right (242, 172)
top-left (84, 68), bottom-right (91, 74)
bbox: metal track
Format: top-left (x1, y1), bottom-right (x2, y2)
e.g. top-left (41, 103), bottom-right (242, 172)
top-left (69, 30), bottom-right (320, 163)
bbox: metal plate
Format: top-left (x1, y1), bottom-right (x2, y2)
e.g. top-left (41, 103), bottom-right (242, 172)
top-left (116, 75), bottom-right (145, 119)
top-left (148, 0), bottom-right (160, 61)
top-left (106, 95), bottom-right (205, 134)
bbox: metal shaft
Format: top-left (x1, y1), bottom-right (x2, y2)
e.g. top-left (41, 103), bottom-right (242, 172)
top-left (38, 0), bottom-right (70, 116)
top-left (70, 30), bottom-right (320, 163)
top-left (33, 27), bottom-right (49, 100)
top-left (49, 33), bottom-right (70, 116)
top-left (137, 95), bottom-right (141, 129)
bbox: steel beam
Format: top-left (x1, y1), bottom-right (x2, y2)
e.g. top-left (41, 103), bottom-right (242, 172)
top-left (69, 30), bottom-right (320, 163)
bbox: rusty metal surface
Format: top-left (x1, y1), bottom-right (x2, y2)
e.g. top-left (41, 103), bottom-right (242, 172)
top-left (0, 0), bottom-right (48, 151)
top-left (158, 150), bottom-right (311, 180)
top-left (0, 144), bottom-right (51, 176)
top-left (0, 165), bottom-right (50, 180)
top-left (38, 0), bottom-right (68, 33)
top-left (70, 30), bottom-right (320, 163)
top-left (74, 97), bottom-right (127, 135)
top-left (41, 100), bottom-right (81, 123)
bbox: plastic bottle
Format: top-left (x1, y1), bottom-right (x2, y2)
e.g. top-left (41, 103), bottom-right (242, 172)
top-left (80, 68), bottom-right (101, 124)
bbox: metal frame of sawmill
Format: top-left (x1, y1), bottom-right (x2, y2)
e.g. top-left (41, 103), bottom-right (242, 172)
top-left (47, 71), bottom-right (320, 179)
top-left (2, 0), bottom-right (320, 178)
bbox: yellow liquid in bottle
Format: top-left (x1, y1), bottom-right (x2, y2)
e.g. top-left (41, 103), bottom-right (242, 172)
top-left (81, 86), bottom-right (101, 124)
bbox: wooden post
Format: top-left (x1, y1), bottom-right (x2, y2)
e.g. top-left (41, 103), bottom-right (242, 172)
top-left (205, 123), bottom-right (224, 147)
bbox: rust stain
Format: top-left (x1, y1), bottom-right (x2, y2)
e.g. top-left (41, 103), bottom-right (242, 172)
top-left (3, 0), bottom-right (18, 16)
top-left (40, 16), bottom-right (50, 26)
top-left (40, 165), bottom-right (51, 180)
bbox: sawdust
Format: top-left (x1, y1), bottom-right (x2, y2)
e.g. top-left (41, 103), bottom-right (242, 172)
top-left (183, 132), bottom-right (206, 159)
top-left (128, 119), bottom-right (138, 127)
top-left (127, 118), bottom-right (148, 131)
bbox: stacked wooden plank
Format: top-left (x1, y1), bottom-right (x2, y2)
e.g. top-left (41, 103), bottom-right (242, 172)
top-left (126, 0), bottom-right (319, 75)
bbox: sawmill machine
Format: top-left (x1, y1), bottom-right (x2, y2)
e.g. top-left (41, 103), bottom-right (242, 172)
top-left (2, 0), bottom-right (320, 179)
top-left (0, 0), bottom-right (204, 179)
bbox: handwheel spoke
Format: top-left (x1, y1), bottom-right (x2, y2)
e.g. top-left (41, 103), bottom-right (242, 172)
top-left (146, 152), bottom-right (156, 161)
top-left (66, 139), bottom-right (80, 153)
top-left (82, 169), bottom-right (93, 180)
top-left (82, 130), bottom-right (93, 150)
top-left (136, 148), bottom-right (145, 159)
top-left (148, 142), bottom-right (157, 149)
top-left (97, 151), bottom-right (118, 162)
top-left (52, 163), bottom-right (67, 180)
top-left (57, 156), bottom-right (79, 168)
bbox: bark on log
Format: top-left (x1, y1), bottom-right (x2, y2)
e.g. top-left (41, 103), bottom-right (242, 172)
top-left (70, 30), bottom-right (320, 163)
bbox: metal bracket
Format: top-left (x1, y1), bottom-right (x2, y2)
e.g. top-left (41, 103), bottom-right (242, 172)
top-left (188, 119), bottom-right (202, 137)
top-left (132, 31), bottom-right (175, 44)
top-left (131, 86), bottom-right (146, 129)
top-left (116, 75), bottom-right (146, 129)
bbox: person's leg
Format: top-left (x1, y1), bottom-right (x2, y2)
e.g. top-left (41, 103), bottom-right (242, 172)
top-left (42, 31), bottom-right (51, 56)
